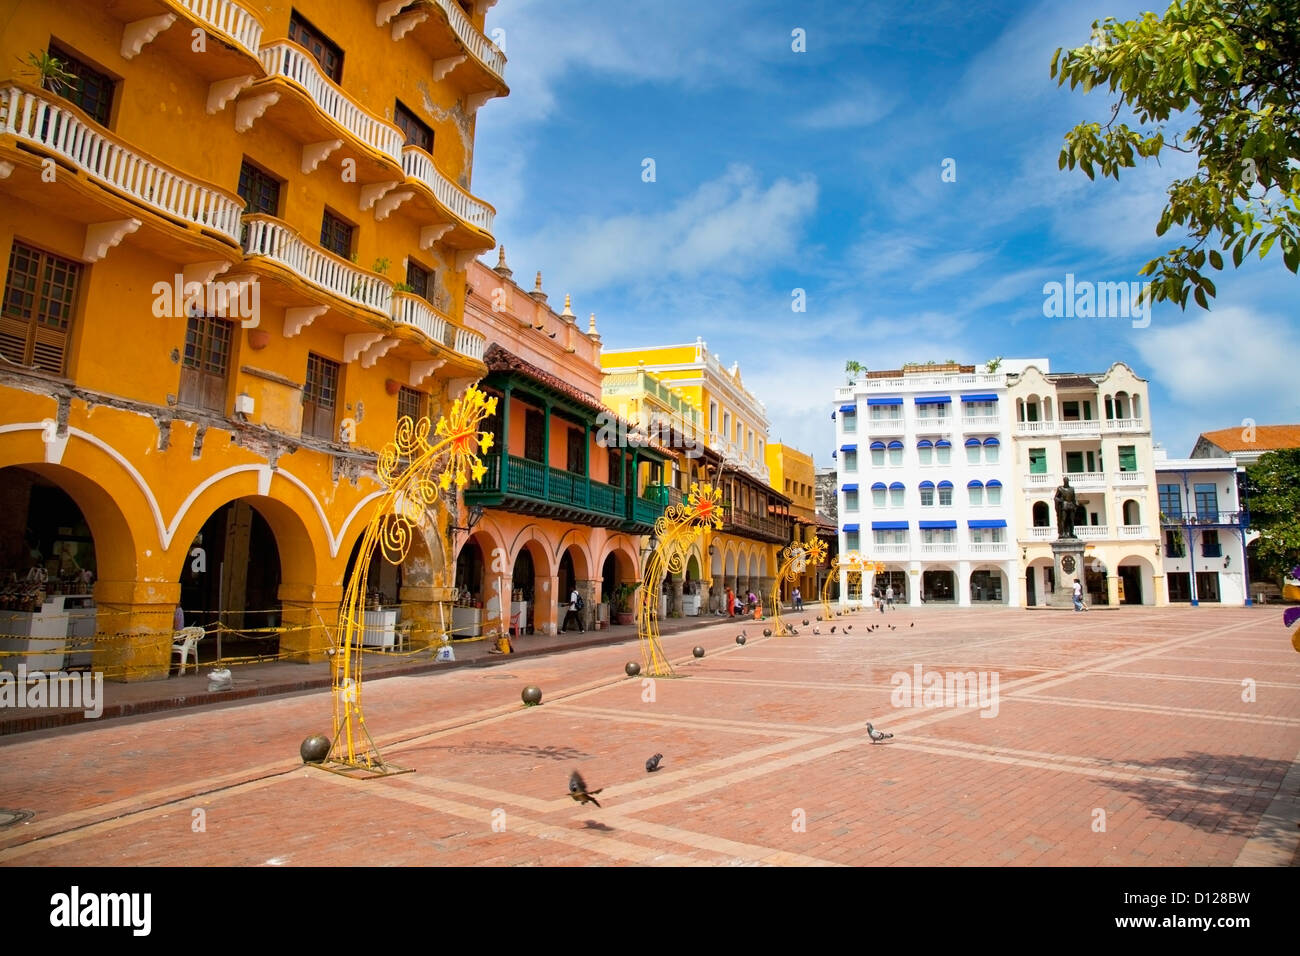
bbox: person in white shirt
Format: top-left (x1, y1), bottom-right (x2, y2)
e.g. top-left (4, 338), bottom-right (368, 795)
top-left (1072, 579), bottom-right (1087, 612)
top-left (562, 587), bottom-right (585, 633)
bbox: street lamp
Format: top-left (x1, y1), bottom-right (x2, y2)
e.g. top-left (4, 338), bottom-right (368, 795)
top-left (450, 504), bottom-right (484, 535)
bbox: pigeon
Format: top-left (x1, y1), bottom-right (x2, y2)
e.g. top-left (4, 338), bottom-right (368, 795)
top-left (845, 625), bottom-right (852, 632)
top-left (813, 626), bottom-right (820, 634)
top-left (569, 770), bottom-right (603, 807)
top-left (547, 331), bottom-right (557, 338)
top-left (865, 723), bottom-right (893, 744)
top-left (533, 323), bottom-right (545, 330)
top-left (910, 622), bottom-right (914, 628)
top-left (645, 753), bottom-right (663, 773)
top-left (889, 624), bottom-right (896, 631)
top-left (830, 625), bottom-right (836, 633)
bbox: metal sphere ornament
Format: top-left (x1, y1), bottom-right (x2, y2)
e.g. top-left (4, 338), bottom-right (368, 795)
top-left (300, 734), bottom-right (331, 764)
top-left (625, 661), bottom-right (641, 677)
top-left (521, 685), bottom-right (543, 705)
top-left (762, 628), bottom-right (772, 637)
top-left (692, 646), bottom-right (705, 659)
top-left (736, 634), bottom-right (746, 645)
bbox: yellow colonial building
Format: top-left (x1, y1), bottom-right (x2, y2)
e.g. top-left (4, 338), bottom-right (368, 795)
top-left (601, 339), bottom-right (792, 615)
top-left (0, 0), bottom-right (507, 678)
top-left (766, 442), bottom-right (818, 604)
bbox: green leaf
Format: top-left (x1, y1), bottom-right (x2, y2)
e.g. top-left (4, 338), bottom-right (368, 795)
top-left (1208, 249), bottom-right (1223, 270)
top-left (1193, 285), bottom-right (1208, 309)
top-left (1284, 237), bottom-right (1300, 274)
top-left (1232, 240), bottom-right (1245, 267)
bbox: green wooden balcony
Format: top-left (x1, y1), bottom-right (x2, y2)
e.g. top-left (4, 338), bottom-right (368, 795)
top-left (466, 454), bottom-right (666, 530)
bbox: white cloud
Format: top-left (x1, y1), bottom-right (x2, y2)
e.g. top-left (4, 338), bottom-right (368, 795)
top-left (797, 83), bottom-right (895, 129)
top-left (1134, 305), bottom-right (1297, 406)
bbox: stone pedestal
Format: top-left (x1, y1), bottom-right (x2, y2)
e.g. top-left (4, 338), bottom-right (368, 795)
top-left (1048, 539), bottom-right (1087, 609)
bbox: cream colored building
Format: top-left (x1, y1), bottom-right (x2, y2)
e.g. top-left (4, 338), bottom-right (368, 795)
top-left (1007, 362), bottom-right (1165, 607)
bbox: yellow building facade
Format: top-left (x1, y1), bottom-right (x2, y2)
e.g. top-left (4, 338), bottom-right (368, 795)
top-left (0, 0), bottom-right (507, 679)
top-left (601, 339), bottom-right (792, 616)
top-left (766, 442), bottom-right (818, 604)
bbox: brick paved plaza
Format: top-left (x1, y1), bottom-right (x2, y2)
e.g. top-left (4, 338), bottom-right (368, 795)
top-left (1, 605), bottom-right (1297, 867)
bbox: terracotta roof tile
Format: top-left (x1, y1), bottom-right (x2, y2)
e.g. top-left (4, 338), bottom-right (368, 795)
top-left (1198, 424), bottom-right (1300, 453)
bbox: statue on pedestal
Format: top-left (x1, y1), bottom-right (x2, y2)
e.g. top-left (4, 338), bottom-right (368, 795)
top-left (1054, 477), bottom-right (1079, 539)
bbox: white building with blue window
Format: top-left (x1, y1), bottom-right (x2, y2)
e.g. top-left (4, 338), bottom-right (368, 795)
top-left (831, 362), bottom-right (1028, 607)
top-left (1154, 450), bottom-right (1251, 605)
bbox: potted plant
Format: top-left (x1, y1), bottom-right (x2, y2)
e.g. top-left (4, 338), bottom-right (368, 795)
top-left (613, 582), bottom-right (639, 625)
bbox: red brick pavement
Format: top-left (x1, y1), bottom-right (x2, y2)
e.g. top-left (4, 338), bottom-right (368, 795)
top-left (0, 605), bottom-right (1296, 866)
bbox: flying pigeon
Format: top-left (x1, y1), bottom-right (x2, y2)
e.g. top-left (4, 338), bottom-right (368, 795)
top-left (645, 753), bottom-right (663, 773)
top-left (865, 723), bottom-right (894, 744)
top-left (569, 770), bottom-right (603, 807)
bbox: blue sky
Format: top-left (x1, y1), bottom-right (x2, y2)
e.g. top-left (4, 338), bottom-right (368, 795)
top-left (471, 0), bottom-right (1299, 467)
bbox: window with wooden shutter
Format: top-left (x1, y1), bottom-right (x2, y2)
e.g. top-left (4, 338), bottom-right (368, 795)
top-left (406, 259), bottom-right (431, 301)
top-left (397, 386), bottom-right (425, 424)
top-left (394, 100), bottom-right (433, 153)
top-left (178, 314), bottom-right (234, 414)
top-left (302, 353), bottom-right (340, 440)
top-left (1, 241), bottom-right (82, 375)
top-left (566, 427), bottom-right (585, 474)
top-left (238, 160), bottom-right (281, 216)
top-left (288, 10), bottom-right (343, 82)
top-left (47, 46), bottom-right (115, 126)
top-left (524, 408), bottom-right (544, 463)
top-left (320, 209), bottom-right (353, 258)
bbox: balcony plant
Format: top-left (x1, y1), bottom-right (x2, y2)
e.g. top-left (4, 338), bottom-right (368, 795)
top-left (22, 51), bottom-right (77, 95)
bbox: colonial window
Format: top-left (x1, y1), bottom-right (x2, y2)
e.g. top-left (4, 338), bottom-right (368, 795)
top-left (1201, 530), bottom-right (1222, 558)
top-left (1, 241), bottom-right (83, 374)
top-left (566, 427), bottom-right (585, 474)
top-left (397, 386), bottom-right (425, 424)
top-left (1118, 445), bottom-right (1138, 472)
top-left (238, 160), bottom-right (281, 216)
top-left (302, 353), bottom-right (340, 440)
top-left (919, 486), bottom-right (934, 507)
top-left (1194, 483), bottom-right (1219, 517)
top-left (938, 484), bottom-right (953, 506)
top-left (289, 10), bottom-right (343, 82)
top-left (47, 46), bottom-right (115, 126)
top-left (986, 484), bottom-right (1002, 506)
top-left (405, 260), bottom-right (432, 302)
top-left (1158, 483), bottom-right (1182, 517)
top-left (608, 449), bottom-right (622, 487)
top-left (320, 209), bottom-right (354, 258)
top-left (842, 450), bottom-right (857, 472)
top-left (887, 444), bottom-right (903, 466)
top-left (394, 100), bottom-right (433, 152)
top-left (871, 486), bottom-right (886, 507)
top-left (844, 490), bottom-right (859, 511)
top-left (841, 409), bottom-right (856, 433)
top-left (845, 531), bottom-right (859, 551)
top-left (523, 408), bottom-right (544, 463)
top-left (1165, 529), bottom-right (1186, 558)
top-left (966, 442), bottom-right (982, 465)
top-left (935, 443), bottom-right (951, 465)
top-left (870, 445), bottom-right (885, 467)
top-left (178, 315), bottom-right (234, 414)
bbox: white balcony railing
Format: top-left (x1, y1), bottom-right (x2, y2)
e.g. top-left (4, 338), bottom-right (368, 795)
top-left (1023, 473), bottom-right (1057, 487)
top-left (1058, 419), bottom-right (1101, 434)
top-left (180, 0), bottom-right (263, 59)
top-left (871, 544), bottom-right (910, 555)
top-left (433, 0), bottom-right (507, 83)
top-left (1113, 471), bottom-right (1146, 483)
top-left (454, 325), bottom-right (485, 361)
top-left (1104, 417), bottom-right (1144, 431)
top-left (401, 146), bottom-right (495, 234)
top-left (1025, 527), bottom-right (1053, 540)
top-left (258, 42), bottom-right (404, 164)
top-left (1067, 471), bottom-right (1106, 487)
top-left (0, 84), bottom-right (244, 243)
top-left (962, 415), bottom-right (1000, 429)
top-left (969, 542), bottom-right (1009, 553)
top-left (866, 416), bottom-right (904, 432)
top-left (391, 291), bottom-right (448, 342)
top-left (1075, 526), bottom-right (1109, 539)
top-left (242, 215), bottom-right (392, 313)
top-left (1118, 524), bottom-right (1149, 537)
top-left (920, 543), bottom-right (958, 553)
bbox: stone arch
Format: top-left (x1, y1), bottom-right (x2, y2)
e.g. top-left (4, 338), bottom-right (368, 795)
top-left (1122, 499), bottom-right (1141, 526)
top-left (553, 527), bottom-right (594, 582)
top-left (969, 565), bottom-right (1008, 604)
top-left (1117, 553), bottom-right (1155, 605)
top-left (1032, 501), bottom-right (1051, 527)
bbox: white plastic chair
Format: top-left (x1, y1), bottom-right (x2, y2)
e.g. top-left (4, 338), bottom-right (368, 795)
top-left (172, 626), bottom-right (205, 675)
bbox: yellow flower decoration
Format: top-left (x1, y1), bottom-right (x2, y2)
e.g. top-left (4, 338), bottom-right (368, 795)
top-left (686, 482), bottom-right (725, 531)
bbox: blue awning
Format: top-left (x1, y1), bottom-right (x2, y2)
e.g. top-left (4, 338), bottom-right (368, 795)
top-left (935, 439), bottom-right (952, 448)
top-left (987, 479), bottom-right (1003, 488)
top-left (968, 519), bottom-right (1008, 529)
top-left (869, 441), bottom-right (886, 450)
top-left (917, 439), bottom-right (933, 448)
top-left (867, 397), bottom-right (903, 406)
top-left (843, 524), bottom-right (860, 533)
top-left (887, 440), bottom-right (904, 449)
top-left (839, 404), bottom-right (857, 413)
top-left (831, 450), bottom-right (837, 459)
top-left (961, 393), bottom-right (999, 402)
top-left (919, 480), bottom-right (935, 490)
top-left (889, 482), bottom-right (905, 491)
top-left (830, 411), bottom-right (836, 420)
top-left (914, 395), bottom-right (952, 404)
top-left (983, 437), bottom-right (1000, 446)
top-left (841, 483), bottom-right (859, 492)
top-left (840, 443), bottom-right (858, 452)
top-left (870, 482), bottom-right (887, 490)
top-left (965, 438), bottom-right (982, 446)
top-left (919, 520), bottom-right (957, 529)
top-left (967, 479), bottom-right (983, 488)
top-left (872, 521), bottom-right (909, 530)
top-left (938, 480), bottom-right (953, 489)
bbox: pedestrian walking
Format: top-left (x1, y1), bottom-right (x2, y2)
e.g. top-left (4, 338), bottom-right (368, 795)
top-left (1072, 578), bottom-right (1088, 613)
top-left (885, 584), bottom-right (895, 609)
top-left (793, 586), bottom-right (803, 611)
top-left (562, 586), bottom-right (585, 632)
